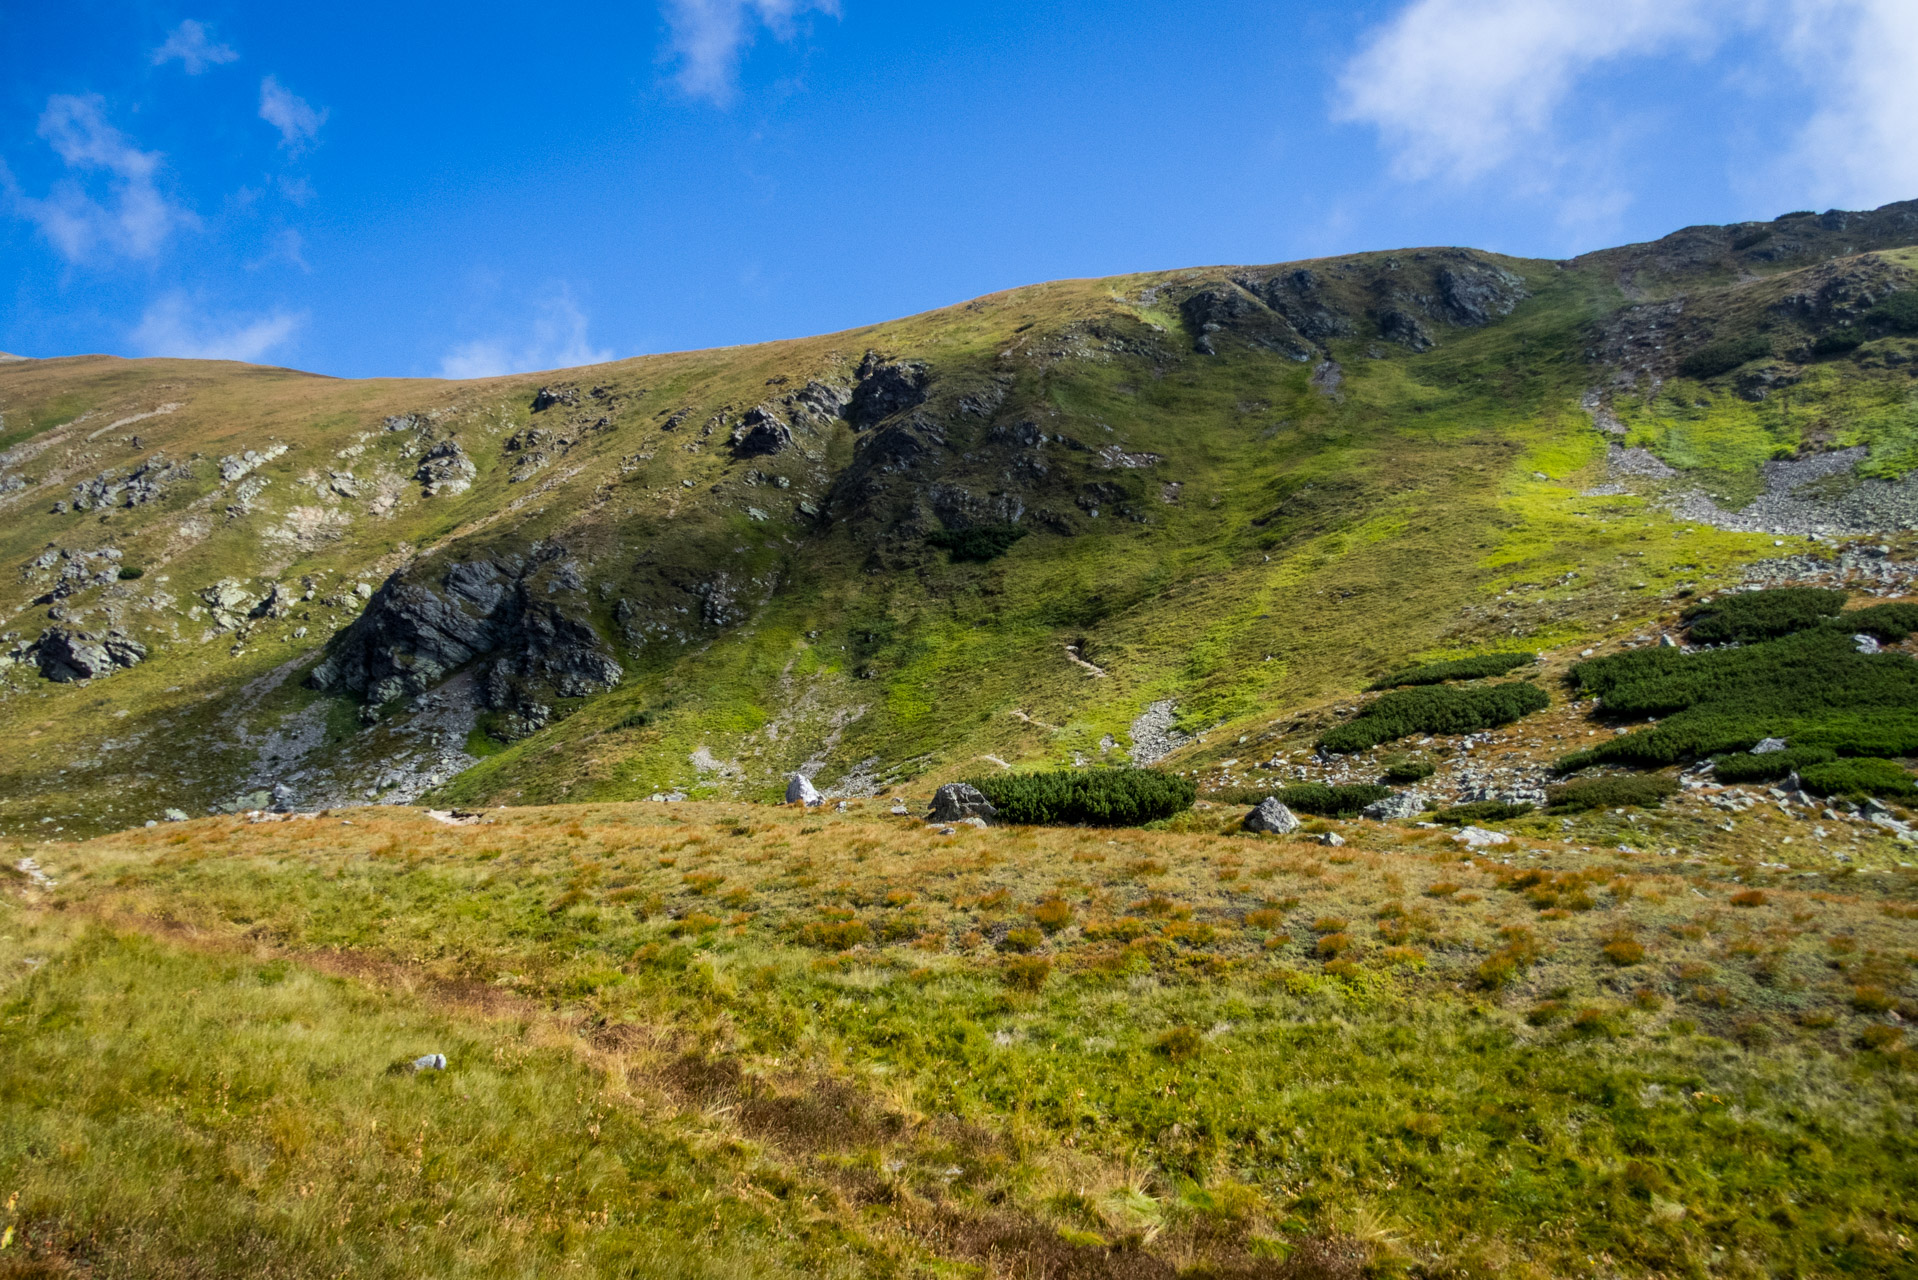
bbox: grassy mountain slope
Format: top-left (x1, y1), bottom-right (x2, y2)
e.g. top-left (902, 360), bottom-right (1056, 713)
top-left (2, 204), bottom-right (1918, 833)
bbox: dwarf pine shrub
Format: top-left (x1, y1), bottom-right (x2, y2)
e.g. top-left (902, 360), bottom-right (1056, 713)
top-left (1797, 758), bottom-right (1917, 800)
top-left (927, 524), bottom-right (1027, 562)
top-left (1677, 334), bottom-right (1772, 380)
top-left (1207, 783), bottom-right (1389, 817)
top-left (1558, 625), bottom-right (1918, 770)
top-left (1381, 756), bottom-right (1436, 783)
top-left (1320, 682), bottom-right (1550, 753)
top-left (1368, 651), bottom-right (1535, 690)
top-left (1545, 774), bottom-right (1679, 811)
top-left (967, 768), bottom-right (1195, 826)
top-left (1710, 745), bottom-right (1836, 783)
top-left (1436, 800), bottom-right (1535, 824)
top-left (1841, 602), bottom-right (1918, 641)
top-left (1683, 587), bottom-right (1848, 644)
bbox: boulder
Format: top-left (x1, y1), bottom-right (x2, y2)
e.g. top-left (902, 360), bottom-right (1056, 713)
top-left (1752, 738), bottom-right (1789, 754)
top-left (1362, 790), bottom-right (1427, 821)
top-left (730, 406), bottom-right (795, 458)
top-left (1317, 831), bottom-right (1345, 847)
top-left (417, 439), bottom-right (477, 496)
top-left (31, 627), bottom-right (147, 682)
top-left (1242, 797), bottom-right (1300, 834)
top-left (928, 782), bottom-right (998, 824)
top-left (785, 774), bottom-right (823, 806)
top-left (1855, 633), bottom-right (1881, 654)
top-left (1451, 826), bottom-right (1510, 848)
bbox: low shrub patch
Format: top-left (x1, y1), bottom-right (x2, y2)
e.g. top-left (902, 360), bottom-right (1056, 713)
top-left (1381, 756), bottom-right (1436, 783)
top-left (1682, 587), bottom-right (1849, 644)
top-left (927, 524), bottom-right (1027, 562)
top-left (1209, 782), bottom-right (1389, 817)
top-left (1369, 651), bottom-right (1534, 690)
top-left (1677, 334), bottom-right (1772, 380)
top-left (1435, 801), bottom-right (1535, 824)
top-left (1711, 745), bottom-right (1836, 783)
top-left (1866, 290), bottom-right (1918, 333)
top-left (1545, 774), bottom-right (1678, 811)
top-left (1321, 682), bottom-right (1549, 753)
top-left (966, 768), bottom-right (1195, 826)
top-left (1797, 757), bottom-right (1917, 800)
top-left (1557, 625), bottom-right (1918, 770)
top-left (1841, 602), bottom-right (1918, 641)
top-left (1811, 327), bottom-right (1864, 356)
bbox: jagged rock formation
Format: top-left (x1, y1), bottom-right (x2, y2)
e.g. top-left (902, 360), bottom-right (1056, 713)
top-left (26, 627), bottom-right (147, 682)
top-left (309, 546), bottom-right (623, 738)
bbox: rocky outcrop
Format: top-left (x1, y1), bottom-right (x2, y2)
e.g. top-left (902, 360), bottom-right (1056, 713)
top-left (1179, 285), bottom-right (1313, 360)
top-left (219, 445), bottom-right (288, 483)
top-left (785, 774), bottom-right (823, 806)
top-left (1242, 798), bottom-right (1300, 834)
top-left (532, 385), bottom-right (579, 412)
top-left (1435, 262), bottom-right (1528, 327)
top-left (416, 439), bottom-right (476, 495)
top-left (1362, 790), bottom-right (1427, 821)
top-left (730, 406), bottom-right (795, 458)
top-left (28, 627), bottom-right (147, 682)
top-left (928, 782), bottom-right (997, 823)
top-left (309, 546), bottom-right (623, 739)
top-left (70, 455), bottom-right (195, 510)
top-left (848, 353), bottom-right (930, 428)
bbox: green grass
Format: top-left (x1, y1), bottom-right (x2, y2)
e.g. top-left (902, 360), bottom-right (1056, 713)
top-left (7, 801), bottom-right (1916, 1278)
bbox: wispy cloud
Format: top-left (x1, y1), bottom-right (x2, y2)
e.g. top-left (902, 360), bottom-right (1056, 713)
top-left (1783, 0), bottom-right (1918, 209)
top-left (131, 292), bottom-right (304, 362)
top-left (1335, 0), bottom-right (1718, 184)
top-left (1336, 0), bottom-right (1918, 214)
top-left (439, 291), bottom-right (614, 378)
top-left (259, 76), bottom-right (327, 150)
top-left (151, 19), bottom-right (238, 73)
top-left (6, 94), bottom-right (194, 263)
top-left (661, 0), bottom-right (839, 104)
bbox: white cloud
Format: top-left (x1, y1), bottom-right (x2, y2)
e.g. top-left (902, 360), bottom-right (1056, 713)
top-left (1337, 0), bottom-right (1918, 213)
top-left (1783, 0), bottom-right (1918, 209)
top-left (152, 19), bottom-right (238, 73)
top-left (661, 0), bottom-right (839, 104)
top-left (259, 76), bottom-right (327, 150)
top-left (131, 292), bottom-right (303, 362)
top-left (1335, 0), bottom-right (1720, 183)
top-left (439, 292), bottom-right (614, 379)
top-left (7, 94), bottom-right (193, 262)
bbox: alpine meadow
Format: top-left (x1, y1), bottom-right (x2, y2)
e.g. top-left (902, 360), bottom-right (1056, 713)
top-left (4, 201), bottom-right (1918, 1279)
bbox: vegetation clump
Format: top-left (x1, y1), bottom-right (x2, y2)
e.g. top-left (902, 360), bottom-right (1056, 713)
top-left (1866, 290), bottom-right (1918, 333)
top-left (1797, 757), bottom-right (1917, 801)
top-left (1368, 651), bottom-right (1534, 690)
top-left (1558, 623), bottom-right (1918, 769)
top-left (1320, 682), bottom-right (1550, 753)
top-left (1677, 334), bottom-right (1772, 380)
top-left (1711, 745), bottom-right (1836, 783)
top-left (1682, 587), bottom-right (1849, 644)
top-left (926, 524), bottom-right (1028, 562)
top-left (967, 768), bottom-right (1194, 826)
top-left (1380, 755), bottom-right (1435, 783)
top-left (1436, 800), bottom-right (1534, 824)
top-left (1843, 602), bottom-right (1918, 641)
top-left (1208, 782), bottom-right (1389, 817)
top-left (1545, 774), bottom-right (1679, 811)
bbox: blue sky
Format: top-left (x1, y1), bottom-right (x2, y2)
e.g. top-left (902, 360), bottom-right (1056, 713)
top-left (3, 0), bottom-right (1915, 378)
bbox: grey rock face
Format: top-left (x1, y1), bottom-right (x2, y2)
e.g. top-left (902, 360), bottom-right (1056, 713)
top-left (1376, 308), bottom-right (1435, 351)
top-left (1242, 797), bottom-right (1300, 834)
top-left (848, 352), bottom-right (930, 428)
top-left (532, 386), bottom-right (579, 412)
top-left (218, 445), bottom-right (288, 483)
top-left (730, 406), bottom-right (795, 458)
top-left (1753, 738), bottom-right (1789, 754)
top-left (309, 546), bottom-right (623, 740)
top-left (1362, 790), bottom-right (1427, 821)
top-left (1435, 262), bottom-right (1528, 326)
top-left (417, 438), bottom-right (476, 496)
top-left (927, 782), bottom-right (998, 824)
top-left (1179, 285), bottom-right (1313, 360)
top-left (785, 774), bottom-right (823, 806)
top-left (201, 579), bottom-right (258, 630)
top-left (31, 627), bottom-right (147, 681)
top-left (71, 455), bottom-right (194, 510)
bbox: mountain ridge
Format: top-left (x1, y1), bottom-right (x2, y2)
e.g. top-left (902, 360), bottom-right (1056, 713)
top-left (3, 201), bottom-right (1918, 834)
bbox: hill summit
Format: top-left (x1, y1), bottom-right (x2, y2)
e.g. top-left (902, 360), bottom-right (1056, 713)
top-left (3, 201), bottom-right (1918, 833)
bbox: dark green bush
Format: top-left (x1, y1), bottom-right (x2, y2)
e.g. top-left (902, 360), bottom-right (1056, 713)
top-left (1557, 625), bottom-right (1918, 770)
top-left (1730, 228), bottom-right (1773, 251)
top-left (1381, 756), bottom-right (1436, 783)
top-left (1368, 651), bottom-right (1534, 690)
top-left (1866, 291), bottom-right (1918, 333)
top-left (1710, 745), bottom-right (1835, 783)
top-left (1545, 774), bottom-right (1679, 811)
top-left (116, 566), bottom-right (144, 580)
top-left (1209, 782), bottom-right (1389, 817)
top-left (1811, 327), bottom-right (1865, 356)
top-left (927, 524), bottom-right (1028, 562)
top-left (1677, 335), bottom-right (1771, 380)
top-left (1797, 758), bottom-right (1917, 801)
top-left (1320, 682), bottom-right (1550, 754)
top-left (967, 768), bottom-right (1194, 826)
top-left (1838, 603), bottom-right (1918, 641)
top-left (1436, 801), bottom-right (1534, 824)
top-left (1682, 587), bottom-right (1848, 644)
